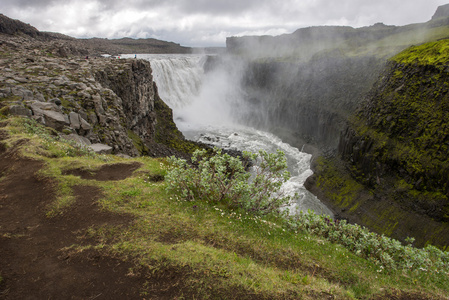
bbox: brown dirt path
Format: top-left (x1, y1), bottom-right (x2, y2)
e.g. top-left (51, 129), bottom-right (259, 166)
top-left (0, 131), bottom-right (147, 299)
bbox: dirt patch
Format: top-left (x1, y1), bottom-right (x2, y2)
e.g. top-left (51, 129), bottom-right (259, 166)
top-left (51, 185), bottom-right (134, 231)
top-left (0, 142), bottom-right (147, 299)
top-left (370, 290), bottom-right (439, 300)
top-left (0, 129), bottom-right (9, 154)
top-left (63, 162), bottom-right (142, 181)
top-left (147, 173), bottom-right (165, 182)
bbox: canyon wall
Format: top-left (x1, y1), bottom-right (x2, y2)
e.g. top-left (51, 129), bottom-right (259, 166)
top-left (228, 6), bottom-right (449, 247)
top-left (306, 41), bottom-right (449, 248)
top-left (239, 55), bottom-right (384, 153)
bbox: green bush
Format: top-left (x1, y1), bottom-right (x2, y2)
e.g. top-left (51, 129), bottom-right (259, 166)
top-left (165, 148), bottom-right (295, 215)
top-left (287, 211), bottom-right (449, 274)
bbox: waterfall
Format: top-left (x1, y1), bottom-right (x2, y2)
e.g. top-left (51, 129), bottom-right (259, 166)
top-left (148, 54), bottom-right (204, 109)
top-left (121, 53), bottom-right (333, 217)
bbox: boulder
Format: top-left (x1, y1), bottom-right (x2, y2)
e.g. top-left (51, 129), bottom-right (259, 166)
top-left (89, 143), bottom-right (113, 154)
top-left (69, 112), bottom-right (81, 130)
top-left (49, 98), bottom-right (62, 106)
top-left (11, 86), bottom-right (34, 100)
top-left (61, 133), bottom-right (91, 147)
top-left (30, 101), bottom-right (59, 111)
top-left (80, 116), bottom-right (91, 131)
top-left (92, 94), bottom-right (105, 114)
top-left (9, 105), bottom-right (32, 117)
top-left (33, 108), bottom-right (70, 131)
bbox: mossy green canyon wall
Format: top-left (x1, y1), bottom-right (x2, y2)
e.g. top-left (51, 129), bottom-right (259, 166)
top-left (307, 40), bottom-right (449, 248)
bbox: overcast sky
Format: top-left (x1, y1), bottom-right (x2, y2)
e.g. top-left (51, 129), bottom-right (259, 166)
top-left (1, 0), bottom-right (448, 47)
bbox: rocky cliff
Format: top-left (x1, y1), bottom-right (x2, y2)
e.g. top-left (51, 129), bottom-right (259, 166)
top-left (306, 40), bottom-right (449, 248)
top-left (432, 3), bottom-right (449, 20)
top-left (0, 26), bottom-right (190, 158)
top-left (226, 5), bottom-right (449, 247)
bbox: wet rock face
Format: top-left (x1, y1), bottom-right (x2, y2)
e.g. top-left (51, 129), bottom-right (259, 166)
top-left (340, 58), bottom-right (449, 205)
top-left (0, 34), bottom-right (163, 157)
top-left (238, 56), bottom-right (384, 152)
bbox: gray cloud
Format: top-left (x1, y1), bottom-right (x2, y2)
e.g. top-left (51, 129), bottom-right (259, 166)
top-left (1, 0), bottom-right (448, 46)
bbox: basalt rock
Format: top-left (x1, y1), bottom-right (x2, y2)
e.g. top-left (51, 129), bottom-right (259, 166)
top-left (0, 13), bottom-right (41, 38)
top-left (0, 30), bottom-right (190, 158)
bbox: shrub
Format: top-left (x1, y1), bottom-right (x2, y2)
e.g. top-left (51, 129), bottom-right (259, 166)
top-left (286, 211), bottom-right (449, 274)
top-left (165, 148), bottom-right (295, 215)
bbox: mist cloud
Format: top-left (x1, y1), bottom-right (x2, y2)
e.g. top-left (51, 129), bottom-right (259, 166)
top-left (1, 0), bottom-right (448, 46)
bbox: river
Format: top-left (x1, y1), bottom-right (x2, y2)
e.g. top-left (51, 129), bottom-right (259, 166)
top-left (122, 53), bottom-right (333, 216)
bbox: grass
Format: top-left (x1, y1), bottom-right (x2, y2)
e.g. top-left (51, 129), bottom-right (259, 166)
top-left (1, 116), bottom-right (448, 299)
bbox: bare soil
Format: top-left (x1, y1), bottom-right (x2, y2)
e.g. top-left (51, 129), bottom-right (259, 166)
top-left (62, 162), bottom-right (142, 181)
top-left (0, 131), bottom-right (187, 299)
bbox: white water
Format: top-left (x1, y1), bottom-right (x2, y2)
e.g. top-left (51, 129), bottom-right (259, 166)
top-left (122, 54), bottom-right (333, 216)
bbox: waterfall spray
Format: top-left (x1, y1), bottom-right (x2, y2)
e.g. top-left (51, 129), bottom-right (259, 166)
top-left (122, 53), bottom-right (333, 216)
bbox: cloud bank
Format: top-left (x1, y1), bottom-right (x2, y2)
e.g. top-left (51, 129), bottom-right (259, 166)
top-left (1, 0), bottom-right (447, 47)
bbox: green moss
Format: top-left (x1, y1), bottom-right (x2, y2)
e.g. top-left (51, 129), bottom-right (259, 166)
top-left (391, 40), bottom-right (449, 67)
top-left (393, 69), bottom-right (403, 79)
top-left (320, 40), bottom-right (449, 247)
top-left (314, 157), bottom-right (365, 211)
top-left (0, 95), bottom-right (22, 103)
top-left (127, 129), bottom-right (149, 156)
top-left (0, 106), bottom-right (10, 117)
top-left (153, 93), bottom-right (206, 155)
top-left (59, 97), bottom-right (77, 110)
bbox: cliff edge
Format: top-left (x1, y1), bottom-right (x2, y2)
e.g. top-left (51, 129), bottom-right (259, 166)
top-left (0, 25), bottom-right (194, 159)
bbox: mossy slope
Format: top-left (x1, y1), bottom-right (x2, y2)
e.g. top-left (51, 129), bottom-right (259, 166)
top-left (309, 40), bottom-right (449, 248)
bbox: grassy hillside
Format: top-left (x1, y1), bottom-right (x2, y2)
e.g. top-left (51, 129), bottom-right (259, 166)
top-left (1, 116), bottom-right (448, 299)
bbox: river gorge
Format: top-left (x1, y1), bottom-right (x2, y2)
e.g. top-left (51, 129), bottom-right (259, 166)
top-left (122, 53), bottom-right (334, 216)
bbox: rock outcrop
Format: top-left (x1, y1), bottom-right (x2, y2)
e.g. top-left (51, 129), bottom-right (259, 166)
top-left (0, 13), bottom-right (41, 37)
top-left (432, 3), bottom-right (449, 20)
top-left (0, 29), bottom-right (188, 157)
